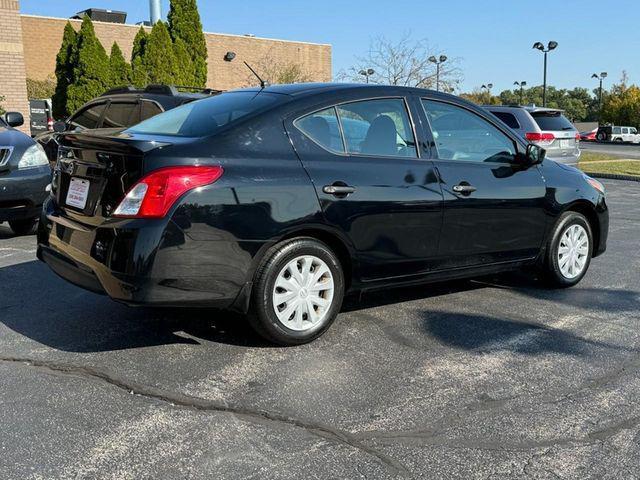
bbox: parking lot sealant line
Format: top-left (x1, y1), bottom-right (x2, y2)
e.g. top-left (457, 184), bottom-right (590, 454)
top-left (0, 356), bottom-right (411, 477)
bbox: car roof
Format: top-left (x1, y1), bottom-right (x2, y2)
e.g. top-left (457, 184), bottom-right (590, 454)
top-left (485, 104), bottom-right (565, 114)
top-left (236, 82), bottom-right (440, 98)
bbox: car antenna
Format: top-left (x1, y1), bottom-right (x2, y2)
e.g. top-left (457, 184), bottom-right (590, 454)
top-left (224, 51), bottom-right (268, 89)
top-left (244, 61), bottom-right (268, 89)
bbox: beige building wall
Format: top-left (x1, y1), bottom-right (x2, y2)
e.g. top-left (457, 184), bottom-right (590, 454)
top-left (0, 0), bottom-right (30, 132)
top-left (20, 14), bottom-right (332, 91)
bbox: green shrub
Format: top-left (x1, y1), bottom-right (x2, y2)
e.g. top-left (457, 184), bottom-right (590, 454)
top-left (168, 0), bottom-right (208, 87)
top-left (109, 42), bottom-right (132, 88)
top-left (52, 21), bottom-right (78, 119)
top-left (131, 27), bottom-right (149, 88)
top-left (27, 76), bottom-right (56, 99)
top-left (144, 21), bottom-right (178, 85)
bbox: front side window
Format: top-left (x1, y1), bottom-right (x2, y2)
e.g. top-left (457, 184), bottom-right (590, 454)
top-left (127, 91), bottom-right (283, 137)
top-left (101, 102), bottom-right (139, 128)
top-left (622, 127), bottom-right (630, 134)
top-left (337, 99), bottom-right (417, 158)
top-left (70, 103), bottom-right (106, 130)
top-left (423, 100), bottom-right (516, 163)
top-left (295, 107), bottom-right (344, 153)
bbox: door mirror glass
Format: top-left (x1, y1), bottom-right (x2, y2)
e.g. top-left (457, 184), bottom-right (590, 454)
top-left (526, 144), bottom-right (545, 165)
top-left (4, 112), bottom-right (24, 128)
top-left (53, 121), bottom-right (67, 133)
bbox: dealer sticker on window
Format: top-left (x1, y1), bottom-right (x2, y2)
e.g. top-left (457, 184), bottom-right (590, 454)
top-left (66, 177), bottom-right (90, 209)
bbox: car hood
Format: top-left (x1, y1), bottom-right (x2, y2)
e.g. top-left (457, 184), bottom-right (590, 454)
top-left (0, 125), bottom-right (35, 149)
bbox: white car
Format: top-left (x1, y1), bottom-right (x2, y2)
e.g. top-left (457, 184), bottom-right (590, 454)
top-left (596, 125), bottom-right (640, 143)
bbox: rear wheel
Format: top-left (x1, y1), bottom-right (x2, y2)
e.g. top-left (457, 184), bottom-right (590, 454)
top-left (248, 238), bottom-right (344, 346)
top-left (615, 138), bottom-right (624, 143)
top-left (541, 212), bottom-right (592, 288)
top-left (8, 217), bottom-right (38, 236)
top-left (596, 132), bottom-right (607, 142)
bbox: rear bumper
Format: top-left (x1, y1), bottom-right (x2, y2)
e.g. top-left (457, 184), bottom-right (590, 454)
top-left (546, 151), bottom-right (580, 165)
top-left (37, 199), bottom-right (255, 308)
top-left (0, 166), bottom-right (50, 222)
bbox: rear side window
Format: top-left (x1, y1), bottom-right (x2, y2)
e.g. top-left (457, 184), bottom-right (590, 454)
top-left (337, 98), bottom-right (417, 158)
top-left (530, 112), bottom-right (574, 131)
top-left (491, 111), bottom-right (520, 129)
top-left (613, 127), bottom-right (622, 134)
top-left (127, 92), bottom-right (283, 137)
top-left (141, 101), bottom-right (163, 121)
top-left (295, 107), bottom-right (344, 153)
top-left (101, 102), bottom-right (140, 128)
top-left (70, 103), bottom-right (106, 129)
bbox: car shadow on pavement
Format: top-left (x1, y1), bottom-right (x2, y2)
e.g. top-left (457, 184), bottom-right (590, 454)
top-left (421, 310), bottom-right (636, 357)
top-left (0, 261), bottom-right (271, 353)
top-left (2, 260), bottom-right (638, 354)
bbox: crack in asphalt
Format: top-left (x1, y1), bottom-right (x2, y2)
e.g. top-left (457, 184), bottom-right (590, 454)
top-left (0, 356), bottom-right (411, 477)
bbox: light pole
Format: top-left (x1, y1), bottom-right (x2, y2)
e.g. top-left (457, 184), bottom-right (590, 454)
top-left (481, 83), bottom-right (493, 101)
top-left (358, 68), bottom-right (375, 84)
top-left (533, 41), bottom-right (558, 107)
top-left (514, 81), bottom-right (527, 105)
top-left (591, 72), bottom-right (607, 124)
top-left (428, 55), bottom-right (448, 92)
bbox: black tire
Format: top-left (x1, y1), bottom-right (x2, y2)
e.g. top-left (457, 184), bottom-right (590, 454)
top-left (596, 132), bottom-right (607, 142)
top-left (248, 237), bottom-right (345, 346)
top-left (8, 217), bottom-right (38, 236)
top-left (615, 138), bottom-right (624, 143)
top-left (541, 211), bottom-right (593, 288)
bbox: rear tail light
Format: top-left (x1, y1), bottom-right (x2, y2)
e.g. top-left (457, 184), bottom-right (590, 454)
top-left (525, 132), bottom-right (555, 143)
top-left (47, 118), bottom-right (54, 131)
top-left (575, 132), bottom-right (581, 141)
top-left (113, 165), bottom-right (223, 218)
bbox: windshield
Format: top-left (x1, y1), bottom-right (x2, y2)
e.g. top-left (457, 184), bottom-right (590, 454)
top-left (127, 91), bottom-right (284, 137)
top-left (531, 111), bottom-right (575, 131)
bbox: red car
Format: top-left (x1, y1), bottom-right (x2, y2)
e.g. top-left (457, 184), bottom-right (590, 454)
top-left (580, 128), bottom-right (597, 141)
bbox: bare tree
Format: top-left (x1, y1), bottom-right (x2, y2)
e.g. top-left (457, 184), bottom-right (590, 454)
top-left (244, 56), bottom-right (313, 86)
top-left (338, 34), bottom-right (463, 91)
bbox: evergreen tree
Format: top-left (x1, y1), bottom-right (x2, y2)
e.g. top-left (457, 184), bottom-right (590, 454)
top-left (131, 27), bottom-right (149, 88)
top-left (109, 42), bottom-right (132, 87)
top-left (52, 22), bottom-right (78, 119)
top-left (66, 16), bottom-right (111, 113)
top-left (167, 0), bottom-right (208, 87)
top-left (173, 38), bottom-right (195, 86)
top-left (144, 21), bottom-right (178, 85)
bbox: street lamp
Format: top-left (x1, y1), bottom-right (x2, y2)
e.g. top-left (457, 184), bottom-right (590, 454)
top-left (428, 55), bottom-right (448, 92)
top-left (481, 83), bottom-right (493, 99)
top-left (514, 81), bottom-right (527, 105)
top-left (358, 68), bottom-right (375, 84)
top-left (591, 72), bottom-right (608, 124)
top-left (533, 41), bottom-right (558, 107)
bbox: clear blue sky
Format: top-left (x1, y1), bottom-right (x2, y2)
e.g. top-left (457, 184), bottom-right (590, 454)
top-left (20, 0), bottom-right (637, 94)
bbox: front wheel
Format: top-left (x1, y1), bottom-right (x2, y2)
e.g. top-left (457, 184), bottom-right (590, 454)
top-left (248, 238), bottom-right (345, 346)
top-left (541, 212), bottom-right (593, 288)
top-left (8, 217), bottom-right (38, 236)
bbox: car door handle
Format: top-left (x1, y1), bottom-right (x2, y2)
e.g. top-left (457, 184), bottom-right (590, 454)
top-left (323, 184), bottom-right (356, 196)
top-left (452, 184), bottom-right (477, 194)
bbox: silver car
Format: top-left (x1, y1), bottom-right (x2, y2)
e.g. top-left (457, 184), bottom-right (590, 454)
top-left (485, 105), bottom-right (580, 164)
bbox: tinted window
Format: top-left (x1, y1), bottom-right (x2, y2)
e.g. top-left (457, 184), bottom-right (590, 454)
top-left (128, 92), bottom-right (282, 137)
top-left (337, 99), bottom-right (417, 158)
top-left (141, 101), bottom-right (163, 121)
top-left (622, 127), bottom-right (629, 134)
top-left (491, 111), bottom-right (520, 129)
top-left (296, 107), bottom-right (344, 153)
top-left (101, 102), bottom-right (139, 128)
top-left (70, 103), bottom-right (106, 130)
top-left (530, 111), bottom-right (574, 131)
top-left (613, 127), bottom-right (622, 134)
top-left (423, 100), bottom-right (516, 163)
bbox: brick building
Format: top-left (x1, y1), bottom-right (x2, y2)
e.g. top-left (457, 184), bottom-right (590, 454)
top-left (1, 1), bottom-right (332, 129)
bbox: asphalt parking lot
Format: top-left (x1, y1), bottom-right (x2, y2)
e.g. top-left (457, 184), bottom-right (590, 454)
top-left (581, 141), bottom-right (640, 158)
top-left (1, 179), bottom-right (639, 479)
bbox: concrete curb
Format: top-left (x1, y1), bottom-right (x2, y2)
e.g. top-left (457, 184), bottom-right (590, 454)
top-left (588, 172), bottom-right (640, 182)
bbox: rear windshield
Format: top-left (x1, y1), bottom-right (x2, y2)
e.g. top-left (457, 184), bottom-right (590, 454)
top-left (126, 91), bottom-right (283, 137)
top-left (531, 111), bottom-right (575, 131)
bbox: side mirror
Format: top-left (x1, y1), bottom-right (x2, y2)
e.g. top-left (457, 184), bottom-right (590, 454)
top-left (526, 144), bottom-right (545, 165)
top-left (4, 112), bottom-right (24, 128)
top-left (53, 121), bottom-right (67, 133)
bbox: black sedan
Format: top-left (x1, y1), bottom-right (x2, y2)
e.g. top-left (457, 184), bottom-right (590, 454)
top-left (0, 112), bottom-right (50, 235)
top-left (37, 84), bottom-right (608, 345)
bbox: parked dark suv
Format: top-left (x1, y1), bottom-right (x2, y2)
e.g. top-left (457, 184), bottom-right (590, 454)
top-left (37, 84), bottom-right (608, 345)
top-left (36, 85), bottom-right (219, 164)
